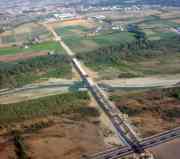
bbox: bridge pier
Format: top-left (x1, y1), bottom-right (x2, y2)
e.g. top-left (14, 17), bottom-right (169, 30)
top-left (134, 151), bottom-right (155, 159)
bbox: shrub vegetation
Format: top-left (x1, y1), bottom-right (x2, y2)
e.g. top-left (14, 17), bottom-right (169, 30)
top-left (0, 54), bottom-right (72, 88)
top-left (0, 91), bottom-right (99, 124)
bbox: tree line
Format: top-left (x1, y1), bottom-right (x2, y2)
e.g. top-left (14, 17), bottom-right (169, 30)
top-left (0, 54), bottom-right (72, 88)
top-left (77, 34), bottom-right (180, 69)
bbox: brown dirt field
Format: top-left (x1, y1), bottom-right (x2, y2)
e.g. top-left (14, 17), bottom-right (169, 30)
top-left (0, 23), bottom-right (43, 36)
top-left (14, 23), bottom-right (39, 34)
top-left (25, 120), bottom-right (106, 159)
top-left (130, 113), bottom-right (176, 137)
top-left (149, 139), bottom-right (180, 159)
top-left (0, 142), bottom-right (17, 159)
top-left (48, 18), bottom-right (96, 29)
top-left (0, 51), bottom-right (48, 62)
top-left (172, 19), bottom-right (180, 24)
top-left (112, 87), bottom-right (180, 137)
top-left (0, 30), bottom-right (12, 37)
top-left (0, 114), bottom-right (107, 159)
top-left (0, 116), bottom-right (106, 159)
top-left (0, 44), bottom-right (13, 48)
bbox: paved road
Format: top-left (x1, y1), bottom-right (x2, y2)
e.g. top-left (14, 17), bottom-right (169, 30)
top-left (88, 127), bottom-right (180, 159)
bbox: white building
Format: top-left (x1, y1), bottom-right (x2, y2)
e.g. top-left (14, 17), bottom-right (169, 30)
top-left (54, 13), bottom-right (76, 21)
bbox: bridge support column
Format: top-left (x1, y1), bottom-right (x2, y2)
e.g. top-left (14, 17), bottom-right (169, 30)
top-left (133, 151), bottom-right (155, 159)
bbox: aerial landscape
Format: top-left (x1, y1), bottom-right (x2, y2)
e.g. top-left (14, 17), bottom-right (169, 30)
top-left (0, 0), bottom-right (180, 159)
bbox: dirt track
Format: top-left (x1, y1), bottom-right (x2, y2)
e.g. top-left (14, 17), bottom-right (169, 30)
top-left (0, 79), bottom-right (76, 104)
top-left (100, 75), bottom-right (180, 88)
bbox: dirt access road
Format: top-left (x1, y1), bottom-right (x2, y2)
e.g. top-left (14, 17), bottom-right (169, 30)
top-left (0, 51), bottom-right (49, 62)
top-left (0, 79), bottom-right (76, 104)
top-left (100, 75), bottom-right (180, 88)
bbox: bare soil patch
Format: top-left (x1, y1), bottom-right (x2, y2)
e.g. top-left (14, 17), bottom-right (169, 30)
top-left (25, 120), bottom-right (105, 159)
top-left (172, 18), bottom-right (180, 24)
top-left (111, 87), bottom-right (180, 137)
top-left (0, 51), bottom-right (48, 62)
top-left (48, 19), bottom-right (96, 29)
top-left (0, 115), bottom-right (106, 159)
top-left (0, 142), bottom-right (17, 159)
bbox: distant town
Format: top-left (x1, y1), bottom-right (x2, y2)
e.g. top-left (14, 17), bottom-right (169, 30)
top-left (0, 0), bottom-right (180, 32)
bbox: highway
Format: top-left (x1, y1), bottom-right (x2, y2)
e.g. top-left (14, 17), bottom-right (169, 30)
top-left (45, 24), bottom-right (180, 159)
top-left (87, 127), bottom-right (180, 159)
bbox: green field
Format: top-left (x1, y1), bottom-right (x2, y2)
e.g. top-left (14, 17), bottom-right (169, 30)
top-left (138, 15), bottom-right (179, 28)
top-left (141, 19), bottom-right (179, 28)
top-left (137, 16), bottom-right (179, 41)
top-left (0, 41), bottom-right (65, 55)
top-left (144, 31), bottom-right (177, 41)
top-left (55, 25), bottom-right (135, 53)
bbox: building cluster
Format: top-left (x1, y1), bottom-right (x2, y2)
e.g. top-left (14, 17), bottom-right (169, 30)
top-left (80, 5), bottom-right (142, 12)
top-left (0, 1), bottom-right (77, 30)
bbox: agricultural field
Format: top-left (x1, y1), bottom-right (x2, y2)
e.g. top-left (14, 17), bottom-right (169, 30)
top-left (55, 23), bottom-right (135, 53)
top-left (0, 22), bottom-right (52, 46)
top-left (109, 87), bottom-right (180, 137)
top-left (52, 14), bottom-right (180, 80)
top-left (0, 41), bottom-right (66, 56)
top-left (0, 40), bottom-right (68, 89)
top-left (137, 15), bottom-right (180, 41)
